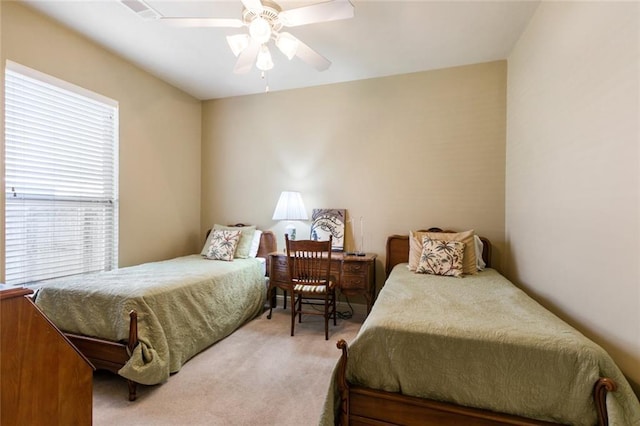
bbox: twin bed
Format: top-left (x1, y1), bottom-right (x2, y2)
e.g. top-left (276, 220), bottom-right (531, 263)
top-left (323, 229), bottom-right (640, 426)
top-left (34, 226), bottom-right (276, 401)
top-left (28, 224), bottom-right (640, 424)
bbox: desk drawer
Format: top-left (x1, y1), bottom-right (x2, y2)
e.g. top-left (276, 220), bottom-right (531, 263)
top-left (271, 257), bottom-right (288, 283)
top-left (343, 262), bottom-right (367, 274)
top-left (341, 274), bottom-right (368, 291)
top-left (341, 260), bottom-right (372, 291)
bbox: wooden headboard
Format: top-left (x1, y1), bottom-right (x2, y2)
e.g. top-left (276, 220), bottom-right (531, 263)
top-left (385, 228), bottom-right (492, 277)
top-left (256, 230), bottom-right (276, 259)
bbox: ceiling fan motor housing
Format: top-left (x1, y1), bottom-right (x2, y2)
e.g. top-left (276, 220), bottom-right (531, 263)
top-left (242, 0), bottom-right (283, 35)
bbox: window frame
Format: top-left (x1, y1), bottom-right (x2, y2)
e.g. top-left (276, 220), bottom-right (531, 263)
top-left (4, 61), bottom-right (119, 287)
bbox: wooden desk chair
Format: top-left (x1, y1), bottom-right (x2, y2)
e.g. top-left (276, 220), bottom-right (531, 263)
top-left (285, 235), bottom-right (338, 340)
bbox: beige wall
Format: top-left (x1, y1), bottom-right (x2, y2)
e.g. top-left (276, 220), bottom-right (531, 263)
top-left (1, 2), bottom-right (202, 271)
top-left (506, 2), bottom-right (640, 392)
top-left (4, 0), bottom-right (637, 402)
top-left (202, 61), bottom-right (507, 291)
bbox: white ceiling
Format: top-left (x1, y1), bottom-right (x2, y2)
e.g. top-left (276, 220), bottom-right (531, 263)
top-left (20, 0), bottom-right (540, 100)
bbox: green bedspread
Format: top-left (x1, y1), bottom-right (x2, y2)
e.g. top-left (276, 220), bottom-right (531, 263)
top-left (35, 255), bottom-right (266, 386)
top-left (321, 266), bottom-right (640, 425)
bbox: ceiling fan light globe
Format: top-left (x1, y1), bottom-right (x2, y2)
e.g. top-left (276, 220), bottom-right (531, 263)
top-left (256, 45), bottom-right (274, 71)
top-left (276, 32), bottom-right (299, 60)
top-left (226, 34), bottom-right (250, 57)
top-left (249, 17), bottom-right (272, 44)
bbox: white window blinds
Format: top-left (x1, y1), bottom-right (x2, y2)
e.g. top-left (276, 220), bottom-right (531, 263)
top-left (4, 62), bottom-right (119, 286)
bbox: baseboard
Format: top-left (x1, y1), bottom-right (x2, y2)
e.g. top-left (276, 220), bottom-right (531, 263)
top-left (271, 294), bottom-right (368, 318)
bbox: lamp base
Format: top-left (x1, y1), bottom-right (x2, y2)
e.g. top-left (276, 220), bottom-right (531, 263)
top-left (285, 223), bottom-right (297, 240)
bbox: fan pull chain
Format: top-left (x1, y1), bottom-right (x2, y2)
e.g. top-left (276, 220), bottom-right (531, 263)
top-left (261, 71), bottom-right (270, 93)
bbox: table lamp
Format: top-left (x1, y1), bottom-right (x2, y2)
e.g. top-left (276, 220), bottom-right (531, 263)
top-left (272, 191), bottom-right (308, 240)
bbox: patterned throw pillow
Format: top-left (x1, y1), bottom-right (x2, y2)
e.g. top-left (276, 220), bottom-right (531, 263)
top-left (409, 229), bottom-right (476, 274)
top-left (416, 237), bottom-right (465, 278)
top-left (205, 230), bottom-right (242, 261)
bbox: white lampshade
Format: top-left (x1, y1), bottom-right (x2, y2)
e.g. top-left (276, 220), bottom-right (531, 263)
top-left (256, 45), bottom-right (274, 71)
top-left (272, 191), bottom-right (308, 221)
top-left (273, 191), bottom-right (307, 241)
top-left (276, 32), bottom-right (299, 60)
top-left (226, 34), bottom-right (250, 57)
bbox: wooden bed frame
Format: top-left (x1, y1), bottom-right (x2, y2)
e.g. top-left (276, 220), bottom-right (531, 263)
top-left (335, 228), bottom-right (618, 426)
top-left (64, 227), bottom-right (276, 401)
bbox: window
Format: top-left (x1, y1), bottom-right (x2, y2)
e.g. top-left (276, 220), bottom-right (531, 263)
top-left (4, 61), bottom-right (118, 286)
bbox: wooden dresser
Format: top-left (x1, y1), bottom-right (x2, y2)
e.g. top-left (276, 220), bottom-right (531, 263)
top-left (1, 286), bottom-right (94, 425)
top-left (269, 252), bottom-right (377, 314)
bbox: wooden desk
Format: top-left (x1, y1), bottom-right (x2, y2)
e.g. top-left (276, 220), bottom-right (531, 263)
top-left (268, 251), bottom-right (377, 314)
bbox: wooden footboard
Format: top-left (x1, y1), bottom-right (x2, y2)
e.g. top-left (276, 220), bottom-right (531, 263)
top-left (66, 310), bottom-right (139, 401)
top-left (336, 340), bottom-right (615, 426)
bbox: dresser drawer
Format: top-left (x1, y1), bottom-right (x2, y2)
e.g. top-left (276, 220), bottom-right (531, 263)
top-left (341, 274), bottom-right (368, 291)
top-left (343, 262), bottom-right (368, 275)
top-left (271, 256), bottom-right (288, 283)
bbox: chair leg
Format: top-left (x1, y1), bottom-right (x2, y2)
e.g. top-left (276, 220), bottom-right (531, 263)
top-left (325, 309), bottom-right (329, 340)
top-left (290, 291), bottom-right (296, 336)
top-left (332, 290), bottom-right (337, 326)
top-left (324, 293), bottom-right (330, 340)
top-left (291, 290), bottom-right (337, 340)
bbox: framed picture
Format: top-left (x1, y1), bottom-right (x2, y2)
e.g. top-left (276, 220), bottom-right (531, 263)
top-left (310, 209), bottom-right (346, 251)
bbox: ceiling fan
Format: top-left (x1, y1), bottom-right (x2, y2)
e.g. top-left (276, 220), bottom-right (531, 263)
top-left (120, 0), bottom-right (355, 74)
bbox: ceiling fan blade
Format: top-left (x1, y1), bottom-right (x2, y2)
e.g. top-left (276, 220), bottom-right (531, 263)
top-left (295, 39), bottom-right (331, 71)
top-left (279, 0), bottom-right (354, 27)
top-left (234, 39), bottom-right (261, 74)
top-left (160, 17), bottom-right (244, 28)
top-left (241, 0), bottom-right (263, 13)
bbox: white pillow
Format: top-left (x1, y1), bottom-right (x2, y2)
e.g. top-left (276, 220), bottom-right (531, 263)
top-left (474, 234), bottom-right (486, 271)
top-left (200, 229), bottom-right (215, 256)
top-left (248, 230), bottom-right (263, 258)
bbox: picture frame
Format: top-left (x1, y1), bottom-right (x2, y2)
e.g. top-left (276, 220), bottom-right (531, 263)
top-left (310, 208), bottom-right (346, 251)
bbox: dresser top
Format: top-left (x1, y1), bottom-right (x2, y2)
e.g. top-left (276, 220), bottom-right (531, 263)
top-left (0, 285), bottom-right (34, 300)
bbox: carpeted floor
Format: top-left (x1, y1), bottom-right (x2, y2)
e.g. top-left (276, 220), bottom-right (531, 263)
top-left (93, 306), bottom-right (364, 426)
